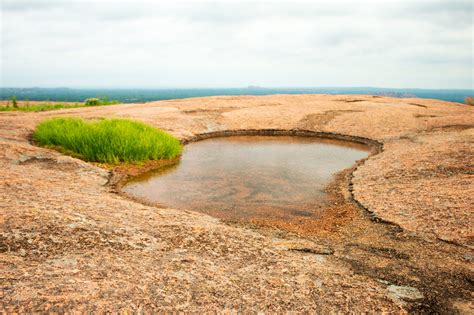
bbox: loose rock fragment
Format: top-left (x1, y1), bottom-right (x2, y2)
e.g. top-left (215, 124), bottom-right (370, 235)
top-left (387, 285), bottom-right (424, 302)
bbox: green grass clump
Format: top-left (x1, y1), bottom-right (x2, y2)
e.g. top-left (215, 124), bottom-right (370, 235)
top-left (33, 117), bottom-right (182, 164)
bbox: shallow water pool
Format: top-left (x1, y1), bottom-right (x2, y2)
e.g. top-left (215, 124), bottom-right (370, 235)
top-left (123, 136), bottom-right (370, 222)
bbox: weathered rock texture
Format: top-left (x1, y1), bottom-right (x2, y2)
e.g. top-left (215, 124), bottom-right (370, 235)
top-left (1, 94), bottom-right (473, 313)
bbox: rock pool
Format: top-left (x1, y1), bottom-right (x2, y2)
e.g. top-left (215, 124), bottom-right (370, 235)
top-left (123, 136), bottom-right (370, 222)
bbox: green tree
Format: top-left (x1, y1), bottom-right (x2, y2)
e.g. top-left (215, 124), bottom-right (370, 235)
top-left (11, 96), bottom-right (18, 108)
top-left (85, 98), bottom-right (100, 106)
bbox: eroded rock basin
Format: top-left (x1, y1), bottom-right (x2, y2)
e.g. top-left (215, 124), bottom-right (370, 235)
top-left (2, 94), bottom-right (473, 313)
top-left (123, 136), bottom-right (370, 222)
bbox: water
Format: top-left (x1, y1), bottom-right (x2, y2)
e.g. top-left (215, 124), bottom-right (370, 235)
top-left (1, 87), bottom-right (472, 103)
top-left (123, 136), bottom-right (370, 222)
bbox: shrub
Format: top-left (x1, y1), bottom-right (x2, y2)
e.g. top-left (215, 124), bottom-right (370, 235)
top-left (84, 97), bottom-right (120, 106)
top-left (33, 117), bottom-right (182, 164)
top-left (465, 96), bottom-right (474, 106)
top-left (85, 98), bottom-right (100, 106)
top-left (11, 96), bottom-right (18, 108)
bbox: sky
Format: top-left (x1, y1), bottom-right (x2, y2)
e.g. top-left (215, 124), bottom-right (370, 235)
top-left (1, 0), bottom-right (473, 89)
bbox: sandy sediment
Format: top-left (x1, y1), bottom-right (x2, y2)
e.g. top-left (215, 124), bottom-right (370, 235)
top-left (1, 94), bottom-right (473, 312)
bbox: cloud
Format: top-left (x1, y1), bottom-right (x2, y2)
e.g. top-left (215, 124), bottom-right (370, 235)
top-left (1, 0), bottom-right (69, 11)
top-left (1, 0), bottom-right (472, 88)
top-left (381, 0), bottom-right (474, 28)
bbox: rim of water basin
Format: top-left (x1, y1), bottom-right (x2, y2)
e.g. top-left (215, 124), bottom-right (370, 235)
top-left (110, 128), bottom-right (392, 228)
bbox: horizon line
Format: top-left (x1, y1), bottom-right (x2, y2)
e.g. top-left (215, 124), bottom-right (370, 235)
top-left (1, 86), bottom-right (473, 91)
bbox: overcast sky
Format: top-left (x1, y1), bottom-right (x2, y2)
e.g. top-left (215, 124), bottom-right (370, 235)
top-left (1, 0), bottom-right (473, 89)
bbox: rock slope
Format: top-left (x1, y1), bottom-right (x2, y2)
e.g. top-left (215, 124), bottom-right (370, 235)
top-left (1, 94), bottom-right (473, 312)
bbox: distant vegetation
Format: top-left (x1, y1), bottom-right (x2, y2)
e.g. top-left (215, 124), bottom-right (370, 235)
top-left (0, 96), bottom-right (120, 112)
top-left (84, 97), bottom-right (120, 106)
top-left (11, 96), bottom-right (18, 108)
top-left (465, 96), bottom-right (474, 106)
top-left (33, 117), bottom-right (182, 164)
top-left (1, 87), bottom-right (473, 104)
top-left (0, 102), bottom-right (83, 112)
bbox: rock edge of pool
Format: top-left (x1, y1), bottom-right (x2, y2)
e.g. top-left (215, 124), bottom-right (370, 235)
top-left (121, 133), bottom-right (373, 228)
top-left (1, 94), bottom-right (473, 313)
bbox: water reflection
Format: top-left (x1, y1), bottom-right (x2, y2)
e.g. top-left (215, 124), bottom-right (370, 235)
top-left (123, 136), bottom-right (370, 222)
